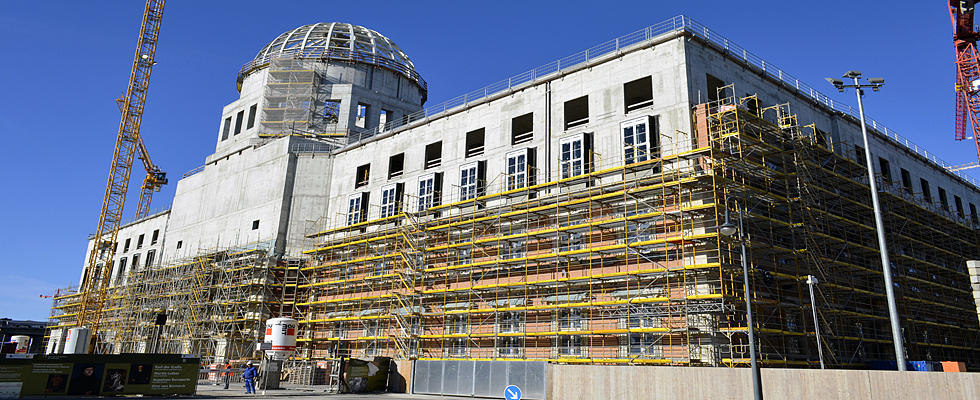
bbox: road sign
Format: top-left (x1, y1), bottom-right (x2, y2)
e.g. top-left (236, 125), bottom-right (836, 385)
top-left (504, 384), bottom-right (522, 400)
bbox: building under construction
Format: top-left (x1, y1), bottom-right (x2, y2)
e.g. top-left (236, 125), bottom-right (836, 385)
top-left (51, 16), bottom-right (980, 378)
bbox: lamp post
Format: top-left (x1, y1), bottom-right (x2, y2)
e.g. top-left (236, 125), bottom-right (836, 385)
top-left (825, 71), bottom-right (906, 371)
top-left (719, 196), bottom-right (763, 400)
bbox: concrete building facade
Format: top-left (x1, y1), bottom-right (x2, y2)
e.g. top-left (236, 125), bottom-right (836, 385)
top-left (54, 16), bottom-right (980, 374)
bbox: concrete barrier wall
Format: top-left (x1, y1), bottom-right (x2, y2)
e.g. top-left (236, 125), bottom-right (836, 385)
top-left (548, 365), bottom-right (980, 400)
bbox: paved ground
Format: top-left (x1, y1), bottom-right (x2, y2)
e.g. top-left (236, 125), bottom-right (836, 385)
top-left (20, 384), bottom-right (449, 400)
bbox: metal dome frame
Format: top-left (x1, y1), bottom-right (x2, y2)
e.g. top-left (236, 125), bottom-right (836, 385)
top-left (237, 22), bottom-right (427, 102)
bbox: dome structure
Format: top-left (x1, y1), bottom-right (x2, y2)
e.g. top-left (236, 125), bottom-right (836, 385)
top-left (237, 22), bottom-right (427, 100)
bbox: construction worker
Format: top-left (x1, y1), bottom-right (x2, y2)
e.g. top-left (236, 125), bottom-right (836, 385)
top-left (223, 361), bottom-right (233, 389)
top-left (242, 361), bottom-right (257, 394)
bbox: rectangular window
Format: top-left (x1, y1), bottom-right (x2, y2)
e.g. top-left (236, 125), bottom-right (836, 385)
top-left (512, 113), bottom-right (534, 145)
top-left (971, 203), bottom-right (979, 224)
top-left (355, 103), bottom-right (369, 129)
top-left (465, 128), bottom-right (485, 157)
top-left (355, 164), bottom-right (370, 188)
top-left (939, 187), bottom-right (949, 210)
top-left (564, 96), bottom-right (589, 130)
top-left (151, 229), bottom-right (159, 245)
top-left (559, 133), bottom-right (591, 179)
top-left (131, 253), bottom-right (140, 273)
top-left (459, 161), bottom-right (486, 202)
top-left (901, 168), bottom-right (912, 193)
top-left (955, 195), bottom-right (965, 217)
top-left (878, 157), bottom-right (891, 183)
top-left (118, 258), bottom-right (128, 281)
top-left (252, 220), bottom-right (260, 230)
top-left (380, 183), bottom-right (404, 219)
top-left (247, 104), bottom-right (257, 129)
top-left (622, 116), bottom-right (659, 165)
top-left (124, 238), bottom-right (131, 253)
top-left (388, 153), bottom-right (404, 179)
top-left (379, 109), bottom-right (391, 129)
top-left (176, 240), bottom-right (182, 249)
top-left (323, 100), bottom-right (341, 124)
top-left (347, 193), bottom-right (368, 225)
top-left (624, 76), bottom-right (654, 113)
top-left (921, 179), bottom-right (932, 202)
top-left (221, 117), bottom-right (232, 140)
top-left (137, 234), bottom-right (145, 249)
top-left (145, 249), bottom-right (155, 269)
top-left (506, 148), bottom-right (535, 190)
top-left (234, 110), bottom-right (245, 135)
top-left (425, 141), bottom-right (442, 169)
top-left (854, 145), bottom-right (866, 165)
top-left (417, 173), bottom-right (442, 211)
top-left (706, 74), bottom-right (726, 102)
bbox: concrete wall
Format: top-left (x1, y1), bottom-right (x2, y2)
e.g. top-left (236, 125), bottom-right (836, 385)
top-left (548, 364), bottom-right (980, 400)
top-left (324, 35), bottom-right (691, 225)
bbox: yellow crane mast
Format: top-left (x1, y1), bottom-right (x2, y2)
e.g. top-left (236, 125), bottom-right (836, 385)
top-left (76, 0), bottom-right (167, 349)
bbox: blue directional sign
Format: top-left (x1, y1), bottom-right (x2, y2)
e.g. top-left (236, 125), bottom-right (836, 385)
top-left (504, 385), bottom-right (522, 400)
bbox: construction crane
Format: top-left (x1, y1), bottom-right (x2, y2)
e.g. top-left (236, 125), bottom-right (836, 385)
top-left (949, 0), bottom-right (980, 171)
top-left (75, 0), bottom-right (167, 349)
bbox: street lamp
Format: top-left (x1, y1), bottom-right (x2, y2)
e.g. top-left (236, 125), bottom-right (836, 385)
top-left (826, 71), bottom-right (906, 371)
top-left (719, 197), bottom-right (763, 400)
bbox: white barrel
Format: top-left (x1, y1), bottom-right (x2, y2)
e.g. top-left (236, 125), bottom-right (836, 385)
top-left (11, 336), bottom-right (30, 353)
top-left (263, 318), bottom-right (297, 360)
top-left (46, 329), bottom-right (65, 354)
top-left (63, 327), bottom-right (91, 354)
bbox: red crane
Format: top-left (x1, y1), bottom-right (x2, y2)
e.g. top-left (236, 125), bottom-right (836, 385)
top-left (950, 0), bottom-right (980, 171)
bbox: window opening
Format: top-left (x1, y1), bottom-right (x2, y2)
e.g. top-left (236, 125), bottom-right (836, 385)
top-left (131, 254), bottom-right (140, 273)
top-left (176, 241), bottom-right (182, 249)
top-left (465, 128), bottom-right (485, 157)
top-left (901, 168), bottom-right (912, 193)
top-left (971, 203), bottom-right (979, 224)
top-left (955, 195), bottom-right (965, 217)
top-left (247, 104), bottom-right (257, 129)
top-left (564, 96), bottom-right (589, 130)
top-left (622, 116), bottom-right (659, 165)
top-left (137, 234), bottom-right (144, 249)
top-left (145, 249), bottom-right (155, 269)
top-left (379, 109), bottom-right (391, 129)
top-left (252, 220), bottom-right (260, 230)
top-left (355, 164), bottom-right (370, 188)
top-left (512, 113), bottom-right (534, 144)
top-left (388, 153), bottom-right (404, 179)
top-left (506, 149), bottom-right (534, 190)
top-left (417, 173), bottom-right (442, 211)
top-left (234, 110), bottom-right (245, 135)
top-left (221, 117), bottom-right (232, 140)
top-left (706, 74), bottom-right (726, 102)
top-left (425, 141), bottom-right (442, 169)
top-left (878, 157), bottom-right (891, 183)
top-left (151, 229), bottom-right (159, 245)
top-left (559, 133), bottom-right (590, 179)
top-left (124, 238), bottom-right (131, 253)
top-left (921, 178), bottom-right (932, 202)
top-left (624, 76), bottom-right (654, 112)
top-left (939, 187), bottom-right (949, 210)
top-left (347, 193), bottom-right (368, 225)
top-left (459, 161), bottom-right (485, 202)
top-left (355, 103), bottom-right (368, 129)
top-left (380, 183), bottom-right (403, 219)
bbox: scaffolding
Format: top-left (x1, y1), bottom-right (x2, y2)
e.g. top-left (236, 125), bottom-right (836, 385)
top-left (297, 91), bottom-right (980, 368)
top-left (260, 58), bottom-right (344, 138)
top-left (49, 242), bottom-right (286, 364)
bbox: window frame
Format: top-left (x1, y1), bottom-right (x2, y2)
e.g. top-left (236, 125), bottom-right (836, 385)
top-left (417, 173), bottom-right (442, 212)
top-left (380, 183), bottom-right (403, 219)
top-left (559, 133), bottom-right (590, 179)
top-left (506, 148), bottom-right (533, 191)
top-left (621, 115), bottom-right (658, 165)
top-left (347, 193), bottom-right (368, 226)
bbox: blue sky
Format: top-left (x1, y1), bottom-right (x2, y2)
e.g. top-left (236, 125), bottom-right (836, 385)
top-left (0, 0), bottom-right (969, 320)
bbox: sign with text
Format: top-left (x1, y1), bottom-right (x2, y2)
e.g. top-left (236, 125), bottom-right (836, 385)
top-left (0, 354), bottom-right (198, 398)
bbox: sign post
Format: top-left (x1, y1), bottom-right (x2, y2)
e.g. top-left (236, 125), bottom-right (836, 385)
top-left (504, 384), bottom-right (522, 400)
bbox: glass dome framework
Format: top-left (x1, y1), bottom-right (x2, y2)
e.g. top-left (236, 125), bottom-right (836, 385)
top-left (238, 22), bottom-right (427, 102)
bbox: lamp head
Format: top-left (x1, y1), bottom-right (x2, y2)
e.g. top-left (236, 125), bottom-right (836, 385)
top-left (867, 78), bottom-right (884, 84)
top-left (825, 78), bottom-right (845, 92)
top-left (719, 222), bottom-right (738, 237)
top-left (843, 70), bottom-right (862, 78)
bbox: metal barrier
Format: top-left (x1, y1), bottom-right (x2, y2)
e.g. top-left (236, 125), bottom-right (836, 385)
top-left (413, 360), bottom-right (546, 399)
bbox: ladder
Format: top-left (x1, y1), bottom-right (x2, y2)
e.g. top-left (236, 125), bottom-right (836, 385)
top-left (326, 357), bottom-right (347, 393)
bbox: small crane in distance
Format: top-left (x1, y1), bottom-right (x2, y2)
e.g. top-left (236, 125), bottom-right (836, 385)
top-left (949, 0), bottom-right (980, 171)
